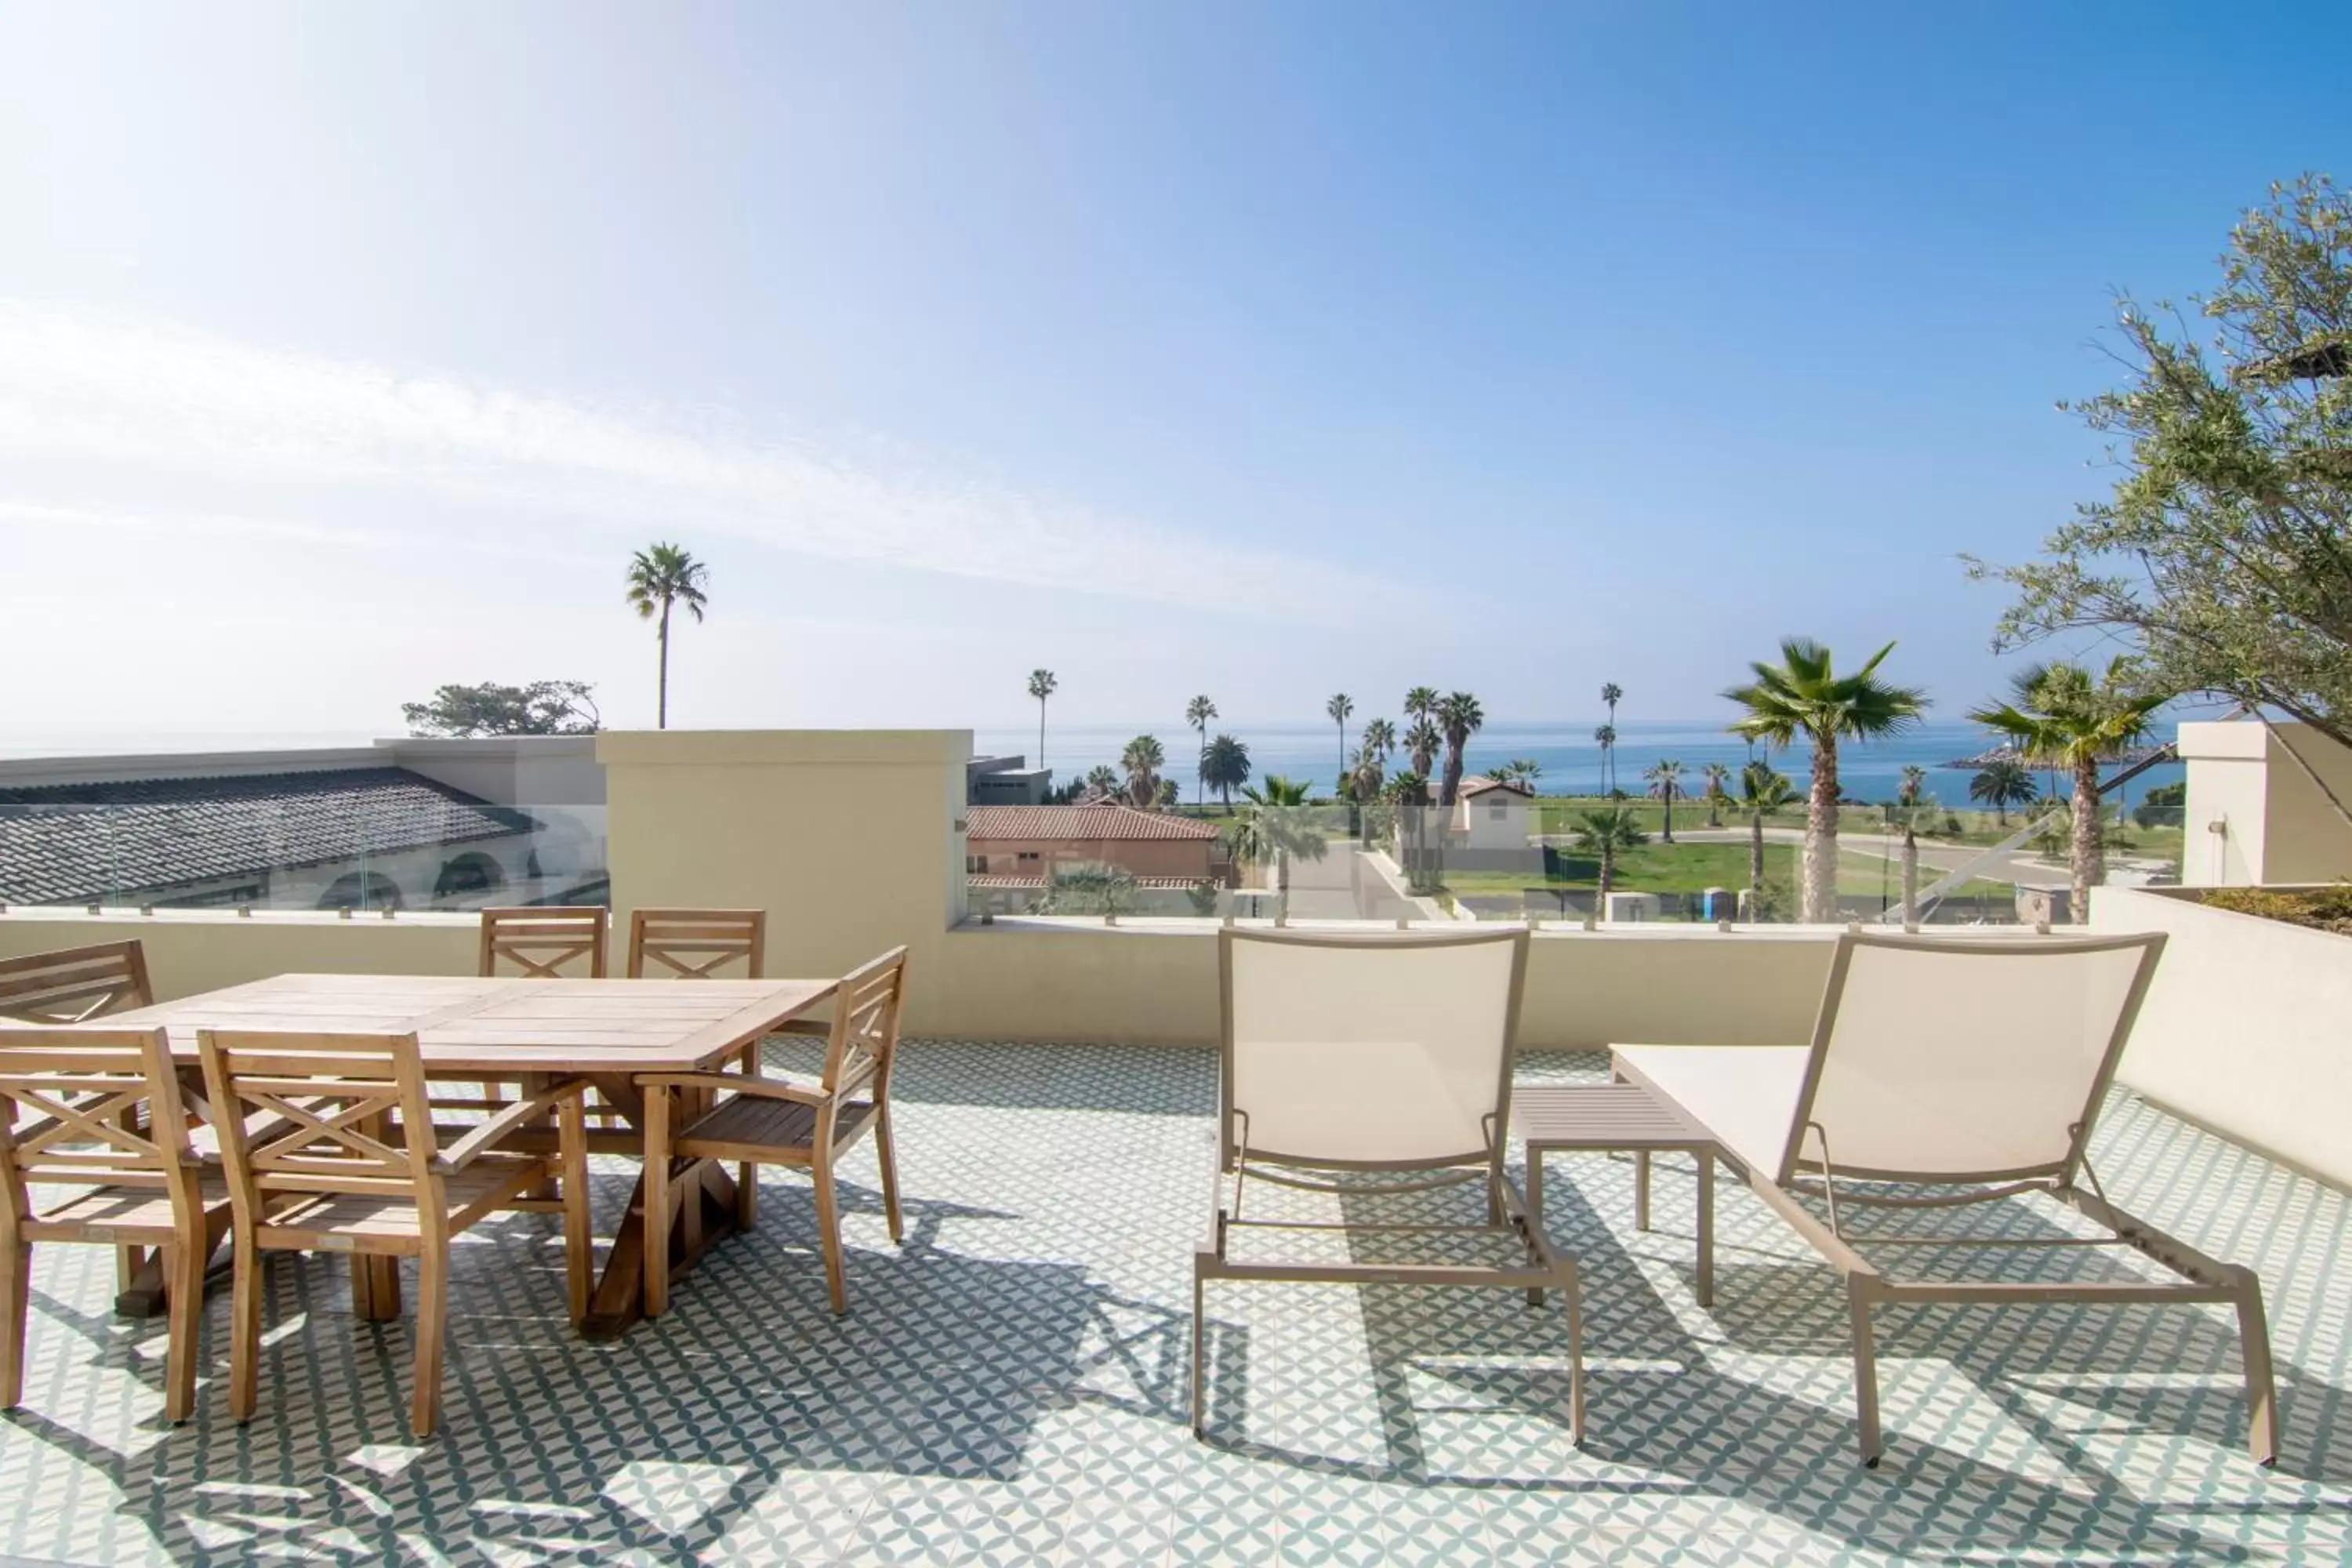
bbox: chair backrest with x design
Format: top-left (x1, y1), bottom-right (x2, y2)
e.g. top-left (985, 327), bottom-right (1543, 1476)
top-left (626, 909), bottom-right (765, 980)
top-left (0, 943), bottom-right (154, 1025)
top-left (478, 908), bottom-right (608, 979)
top-left (197, 1031), bottom-right (441, 1227)
top-left (0, 1025), bottom-right (199, 1233)
top-left (819, 948), bottom-right (909, 1099)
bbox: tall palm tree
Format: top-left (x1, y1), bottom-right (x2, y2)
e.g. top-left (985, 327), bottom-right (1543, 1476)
top-left (1403, 718), bottom-right (1442, 779)
top-left (1200, 734), bottom-right (1252, 813)
top-left (1600, 683), bottom-right (1624, 790)
top-left (1725, 638), bottom-right (1928, 924)
top-left (1700, 762), bottom-right (1732, 829)
top-left (1120, 734), bottom-right (1166, 809)
top-left (624, 543), bottom-right (710, 730)
top-left (1231, 775), bottom-right (1329, 924)
top-left (1435, 691), bottom-right (1484, 806)
top-left (1185, 695), bottom-right (1218, 807)
top-left (1738, 762), bottom-right (1798, 900)
top-left (1968, 659), bottom-right (2165, 924)
top-left (1969, 757), bottom-right (2038, 826)
top-left (1361, 717), bottom-right (1397, 766)
top-left (1388, 769), bottom-right (1432, 889)
top-left (1028, 670), bottom-right (1058, 771)
top-left (1083, 764), bottom-right (1120, 800)
top-left (1643, 758), bottom-right (1686, 842)
top-left (1347, 743), bottom-right (1387, 844)
top-left (1593, 724), bottom-right (1617, 796)
top-left (1404, 687), bottom-right (1439, 728)
top-left (1327, 694), bottom-right (1353, 791)
top-left (1570, 804), bottom-right (1649, 904)
top-left (1897, 764), bottom-right (1929, 809)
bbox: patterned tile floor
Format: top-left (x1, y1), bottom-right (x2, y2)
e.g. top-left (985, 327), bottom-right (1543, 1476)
top-left (0, 1043), bottom-right (2345, 1565)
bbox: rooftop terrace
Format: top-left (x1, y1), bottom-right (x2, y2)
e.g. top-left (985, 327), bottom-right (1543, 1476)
top-left (2, 1040), bottom-right (2343, 1566)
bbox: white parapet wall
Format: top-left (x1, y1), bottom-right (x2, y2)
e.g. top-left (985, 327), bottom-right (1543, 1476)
top-left (2179, 719), bottom-right (2352, 887)
top-left (2092, 884), bottom-right (2352, 1191)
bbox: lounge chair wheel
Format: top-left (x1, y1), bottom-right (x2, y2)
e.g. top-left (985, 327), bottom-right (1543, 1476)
top-left (1863, 1456), bottom-right (1880, 1470)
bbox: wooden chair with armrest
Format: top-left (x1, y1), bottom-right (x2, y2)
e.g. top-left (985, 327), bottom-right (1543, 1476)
top-left (637, 947), bottom-right (909, 1318)
top-left (0, 942), bottom-right (154, 1024)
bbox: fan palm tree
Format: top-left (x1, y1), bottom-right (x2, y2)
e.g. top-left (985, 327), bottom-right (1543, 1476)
top-left (1388, 769), bottom-right (1433, 889)
top-left (1083, 764), bottom-right (1120, 800)
top-left (1600, 683), bottom-right (1624, 789)
top-left (1200, 734), bottom-right (1252, 812)
top-left (1347, 743), bottom-right (1387, 844)
top-left (624, 543), bottom-right (710, 729)
top-left (1185, 695), bottom-right (1218, 806)
top-left (1725, 638), bottom-right (1928, 924)
top-left (1700, 762), bottom-right (1732, 828)
top-left (1403, 718), bottom-right (1442, 779)
top-left (1897, 764), bottom-right (1929, 809)
top-left (1435, 691), bottom-right (1483, 806)
top-left (1362, 717), bottom-right (1397, 764)
top-left (1969, 757), bottom-right (2038, 826)
top-left (1404, 686), bottom-right (1439, 728)
top-left (1643, 758), bottom-right (1686, 842)
top-left (1570, 804), bottom-right (1649, 902)
top-left (1120, 734), bottom-right (1166, 809)
top-left (1968, 659), bottom-right (2165, 924)
top-left (1028, 670), bottom-right (1058, 771)
top-left (1593, 724), bottom-right (1617, 796)
top-left (1327, 694), bottom-right (1354, 790)
top-left (1738, 763), bottom-right (1798, 898)
top-left (1230, 775), bottom-right (1329, 924)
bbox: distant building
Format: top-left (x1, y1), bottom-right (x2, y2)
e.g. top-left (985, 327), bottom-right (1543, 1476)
top-left (967, 755), bottom-right (1053, 806)
top-left (964, 803), bottom-right (1224, 887)
top-left (1450, 776), bottom-right (1536, 855)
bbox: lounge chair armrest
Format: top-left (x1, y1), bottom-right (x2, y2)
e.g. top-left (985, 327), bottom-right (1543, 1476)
top-left (638, 1071), bottom-right (829, 1106)
top-left (435, 1080), bottom-right (586, 1172)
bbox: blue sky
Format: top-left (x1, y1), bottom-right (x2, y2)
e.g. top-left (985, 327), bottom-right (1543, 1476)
top-left (1, 3), bottom-right (2344, 743)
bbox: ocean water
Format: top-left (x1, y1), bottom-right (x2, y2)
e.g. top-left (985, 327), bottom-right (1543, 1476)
top-left (982, 719), bottom-right (2185, 806)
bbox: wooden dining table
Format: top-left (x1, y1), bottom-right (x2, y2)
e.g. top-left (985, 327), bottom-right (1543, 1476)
top-left (109, 971), bottom-right (838, 1340)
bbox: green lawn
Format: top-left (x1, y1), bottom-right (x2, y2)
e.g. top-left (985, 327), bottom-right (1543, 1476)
top-left (1439, 843), bottom-right (2011, 901)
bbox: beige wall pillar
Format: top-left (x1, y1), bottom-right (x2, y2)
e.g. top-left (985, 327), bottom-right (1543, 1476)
top-left (2180, 720), bottom-right (2352, 887)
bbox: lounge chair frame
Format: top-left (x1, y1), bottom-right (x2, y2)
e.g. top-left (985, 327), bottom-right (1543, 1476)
top-left (1616, 929), bottom-right (2277, 1469)
top-left (1192, 926), bottom-right (1582, 1444)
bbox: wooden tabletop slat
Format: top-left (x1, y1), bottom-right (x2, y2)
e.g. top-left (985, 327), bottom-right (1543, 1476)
top-left (109, 975), bottom-right (838, 1074)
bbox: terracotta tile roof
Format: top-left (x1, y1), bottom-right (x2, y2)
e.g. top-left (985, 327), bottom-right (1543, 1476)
top-left (0, 768), bottom-right (533, 905)
top-left (967, 873), bottom-right (1207, 890)
top-left (965, 804), bottom-right (1222, 842)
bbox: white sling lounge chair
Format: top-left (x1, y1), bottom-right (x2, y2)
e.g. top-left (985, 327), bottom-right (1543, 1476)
top-left (1192, 927), bottom-right (1582, 1443)
top-left (1615, 929), bottom-right (2278, 1468)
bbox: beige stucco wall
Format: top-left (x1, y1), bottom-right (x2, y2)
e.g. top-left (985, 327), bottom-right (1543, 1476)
top-left (0, 909), bottom-right (480, 998)
top-left (2092, 884), bottom-right (2352, 1189)
top-left (2179, 720), bottom-right (2352, 887)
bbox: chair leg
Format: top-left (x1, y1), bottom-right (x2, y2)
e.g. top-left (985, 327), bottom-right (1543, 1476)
top-left (0, 1238), bottom-right (29, 1410)
top-left (644, 1088), bottom-right (672, 1319)
top-left (811, 1152), bottom-right (848, 1316)
top-left (737, 1162), bottom-right (758, 1232)
top-left (412, 1246), bottom-right (448, 1439)
top-left (873, 1103), bottom-right (905, 1246)
top-left (1190, 1257), bottom-right (1207, 1439)
top-left (163, 1242), bottom-right (204, 1423)
top-left (2235, 1270), bottom-right (2280, 1466)
top-left (1635, 1149), bottom-right (1652, 1231)
top-left (1848, 1275), bottom-right (1883, 1468)
top-left (228, 1235), bottom-right (261, 1422)
top-left (560, 1098), bottom-right (592, 1327)
top-left (1561, 1257), bottom-right (1585, 1448)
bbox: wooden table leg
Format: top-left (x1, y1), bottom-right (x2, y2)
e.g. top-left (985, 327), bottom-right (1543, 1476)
top-left (576, 1069), bottom-right (746, 1343)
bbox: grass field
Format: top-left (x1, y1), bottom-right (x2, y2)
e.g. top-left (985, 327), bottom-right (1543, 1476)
top-left (1439, 844), bottom-right (2013, 901)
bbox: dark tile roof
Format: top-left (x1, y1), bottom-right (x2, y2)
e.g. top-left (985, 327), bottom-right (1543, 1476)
top-left (966, 804), bottom-right (1222, 842)
top-left (0, 768), bottom-right (535, 905)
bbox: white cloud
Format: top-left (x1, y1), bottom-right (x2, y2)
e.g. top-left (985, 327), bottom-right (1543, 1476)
top-left (0, 299), bottom-right (1409, 619)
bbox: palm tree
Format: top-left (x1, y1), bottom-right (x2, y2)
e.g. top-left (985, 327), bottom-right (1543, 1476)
top-left (1388, 769), bottom-right (1433, 888)
top-left (1570, 804), bottom-right (1649, 903)
top-left (1083, 764), bottom-right (1120, 800)
top-left (1200, 734), bottom-right (1252, 813)
top-left (1185, 695), bottom-right (1218, 807)
top-left (1897, 764), bottom-right (1929, 810)
top-left (624, 543), bottom-right (710, 729)
top-left (1738, 763), bottom-right (1798, 901)
top-left (1403, 718), bottom-right (1442, 779)
top-left (1968, 659), bottom-right (2165, 924)
top-left (1435, 691), bottom-right (1484, 806)
top-left (1347, 743), bottom-right (1387, 843)
top-left (1969, 757), bottom-right (2038, 826)
top-left (1362, 717), bottom-right (1397, 764)
top-left (1643, 758), bottom-right (1686, 842)
top-left (1028, 670), bottom-right (1058, 771)
top-left (1600, 683), bottom-right (1624, 789)
top-left (1404, 686), bottom-right (1439, 728)
top-left (1327, 694), bottom-right (1354, 790)
top-left (1120, 734), bottom-right (1166, 809)
top-left (1593, 724), bottom-right (1617, 796)
top-left (1505, 758), bottom-right (1542, 787)
top-left (1700, 762), bottom-right (1732, 829)
top-left (1725, 638), bottom-right (1928, 924)
top-left (1231, 775), bottom-right (1329, 924)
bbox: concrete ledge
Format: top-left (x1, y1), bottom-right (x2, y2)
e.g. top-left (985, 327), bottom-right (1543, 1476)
top-left (597, 730), bottom-right (973, 768)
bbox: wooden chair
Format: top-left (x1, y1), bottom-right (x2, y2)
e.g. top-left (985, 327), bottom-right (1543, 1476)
top-left (0, 1025), bottom-right (220, 1421)
top-left (478, 907), bottom-right (608, 978)
top-left (638, 947), bottom-right (909, 1318)
top-left (626, 909), bottom-right (765, 980)
top-left (197, 1030), bottom-right (591, 1438)
top-left (0, 942), bottom-right (154, 1023)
